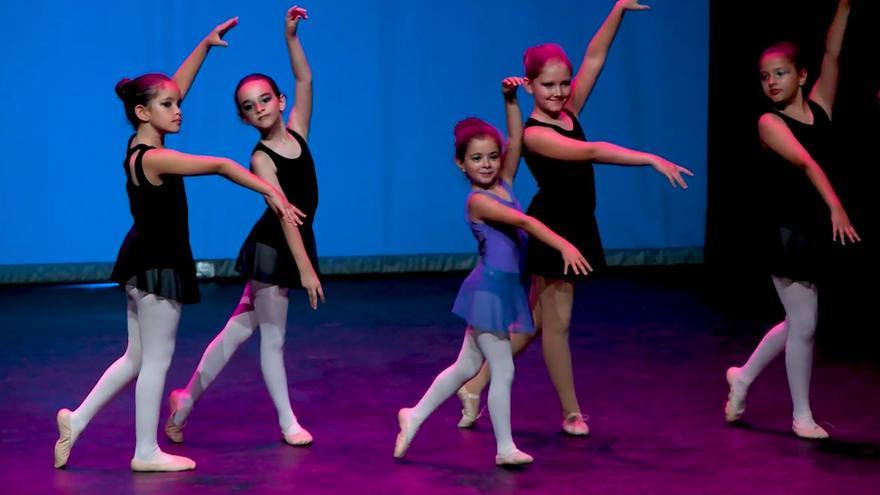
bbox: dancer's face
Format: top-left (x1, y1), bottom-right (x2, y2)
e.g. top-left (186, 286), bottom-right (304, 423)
top-left (759, 54), bottom-right (806, 105)
top-left (457, 136), bottom-right (502, 188)
top-left (237, 79), bottom-right (285, 130)
top-left (527, 60), bottom-right (572, 114)
top-left (135, 82), bottom-right (182, 134)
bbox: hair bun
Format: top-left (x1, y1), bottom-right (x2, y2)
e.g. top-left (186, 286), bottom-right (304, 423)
top-left (454, 117), bottom-right (483, 135)
top-left (115, 78), bottom-right (132, 99)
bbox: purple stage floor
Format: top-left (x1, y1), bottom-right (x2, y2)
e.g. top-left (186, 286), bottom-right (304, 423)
top-left (1, 268), bottom-right (878, 494)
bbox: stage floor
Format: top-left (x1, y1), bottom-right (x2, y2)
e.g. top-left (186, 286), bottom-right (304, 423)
top-left (1, 268), bottom-right (878, 494)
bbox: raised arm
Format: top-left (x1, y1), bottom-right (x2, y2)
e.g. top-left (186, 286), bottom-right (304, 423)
top-left (141, 148), bottom-right (304, 225)
top-left (252, 151), bottom-right (324, 308)
top-left (758, 113), bottom-right (860, 244)
top-left (468, 194), bottom-right (592, 276)
top-left (173, 17), bottom-right (239, 100)
top-left (523, 127), bottom-right (693, 188)
top-left (284, 6), bottom-right (314, 138)
top-left (501, 77), bottom-right (525, 184)
top-left (809, 0), bottom-right (851, 118)
top-left (566, 0), bottom-right (649, 115)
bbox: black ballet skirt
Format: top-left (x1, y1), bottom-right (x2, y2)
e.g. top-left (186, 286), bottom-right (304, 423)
top-left (110, 142), bottom-right (200, 304)
top-left (523, 108), bottom-right (606, 281)
top-left (235, 128), bottom-right (320, 289)
top-left (762, 100), bottom-right (836, 284)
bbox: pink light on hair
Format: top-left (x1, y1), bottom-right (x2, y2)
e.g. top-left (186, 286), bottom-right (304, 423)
top-left (523, 43), bottom-right (572, 80)
top-left (234, 73), bottom-right (282, 114)
top-left (760, 41), bottom-right (804, 71)
top-left (453, 118), bottom-right (504, 162)
top-left (115, 73), bottom-right (174, 129)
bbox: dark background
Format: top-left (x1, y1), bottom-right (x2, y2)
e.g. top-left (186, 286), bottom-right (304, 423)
top-left (705, 0), bottom-right (878, 355)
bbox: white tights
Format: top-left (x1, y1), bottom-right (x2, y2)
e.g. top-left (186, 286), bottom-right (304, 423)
top-left (173, 280), bottom-right (301, 435)
top-left (409, 328), bottom-right (518, 456)
top-left (70, 286), bottom-right (182, 461)
top-left (738, 276), bottom-right (820, 422)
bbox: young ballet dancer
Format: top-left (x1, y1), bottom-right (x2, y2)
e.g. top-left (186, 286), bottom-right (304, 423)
top-left (53, 18), bottom-right (304, 472)
top-left (725, 0), bottom-right (860, 439)
top-left (165, 5), bottom-right (323, 448)
top-left (394, 78), bottom-right (592, 466)
top-left (457, 0), bottom-right (692, 435)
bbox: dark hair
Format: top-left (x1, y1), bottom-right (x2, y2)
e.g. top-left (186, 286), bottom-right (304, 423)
top-left (523, 43), bottom-right (573, 80)
top-left (234, 73), bottom-right (282, 114)
top-left (453, 118), bottom-right (504, 162)
top-left (760, 41), bottom-right (805, 71)
top-left (115, 73), bottom-right (174, 128)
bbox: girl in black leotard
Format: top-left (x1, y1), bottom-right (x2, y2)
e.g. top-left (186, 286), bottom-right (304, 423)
top-left (458, 0), bottom-right (692, 436)
top-left (725, 0), bottom-right (860, 440)
top-left (54, 17), bottom-right (301, 472)
top-left (166, 6), bottom-right (324, 449)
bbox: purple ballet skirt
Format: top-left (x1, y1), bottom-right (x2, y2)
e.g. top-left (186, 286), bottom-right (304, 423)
top-left (451, 180), bottom-right (535, 334)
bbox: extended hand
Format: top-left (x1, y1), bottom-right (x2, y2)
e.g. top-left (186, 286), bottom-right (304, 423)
top-left (300, 270), bottom-right (325, 309)
top-left (286, 6), bottom-right (309, 38)
top-left (206, 17), bottom-right (239, 47)
top-left (651, 156), bottom-right (694, 189)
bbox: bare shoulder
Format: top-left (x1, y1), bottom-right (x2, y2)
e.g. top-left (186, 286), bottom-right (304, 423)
top-left (757, 112), bottom-right (788, 136)
top-left (251, 148), bottom-right (276, 169)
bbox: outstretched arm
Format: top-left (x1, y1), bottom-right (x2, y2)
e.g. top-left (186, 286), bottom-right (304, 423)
top-left (758, 113), bottom-right (860, 244)
top-left (284, 6), bottom-right (314, 138)
top-left (468, 194), bottom-right (592, 276)
top-left (501, 77), bottom-right (525, 184)
top-left (523, 127), bottom-right (693, 188)
top-left (173, 17), bottom-right (239, 100)
top-left (141, 148), bottom-right (304, 225)
top-left (566, 0), bottom-right (649, 115)
top-left (252, 151), bottom-right (324, 308)
top-left (809, 0), bottom-right (851, 118)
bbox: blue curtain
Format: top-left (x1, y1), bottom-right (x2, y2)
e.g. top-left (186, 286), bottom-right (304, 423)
top-left (0, 0), bottom-right (707, 266)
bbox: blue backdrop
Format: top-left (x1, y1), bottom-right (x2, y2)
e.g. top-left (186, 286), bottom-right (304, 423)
top-left (0, 1), bottom-right (707, 266)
